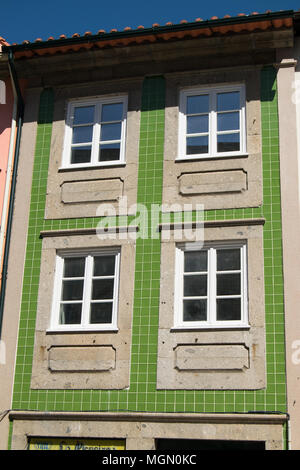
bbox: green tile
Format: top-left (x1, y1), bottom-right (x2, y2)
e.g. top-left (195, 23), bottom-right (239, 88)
top-left (11, 69), bottom-right (286, 419)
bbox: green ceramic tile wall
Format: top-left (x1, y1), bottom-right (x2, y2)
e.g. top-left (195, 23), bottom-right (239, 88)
top-left (11, 69), bottom-right (286, 420)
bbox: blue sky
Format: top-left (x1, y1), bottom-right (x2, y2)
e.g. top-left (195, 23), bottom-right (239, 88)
top-left (1, 0), bottom-right (300, 45)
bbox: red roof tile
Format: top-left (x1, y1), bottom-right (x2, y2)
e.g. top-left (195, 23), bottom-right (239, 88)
top-left (4, 9), bottom-right (295, 58)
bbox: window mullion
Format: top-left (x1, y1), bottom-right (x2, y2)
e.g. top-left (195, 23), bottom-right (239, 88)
top-left (120, 97), bottom-right (127, 163)
top-left (174, 247), bottom-right (182, 326)
top-left (91, 103), bottom-right (101, 165)
top-left (209, 247), bottom-right (217, 324)
top-left (241, 245), bottom-right (248, 325)
top-left (82, 255), bottom-right (93, 328)
top-left (210, 92), bottom-right (217, 156)
top-left (111, 252), bottom-right (120, 329)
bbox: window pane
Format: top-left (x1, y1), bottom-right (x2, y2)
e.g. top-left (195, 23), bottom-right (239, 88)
top-left (217, 298), bottom-right (241, 321)
top-left (217, 133), bottom-right (240, 153)
top-left (101, 103), bottom-right (123, 122)
top-left (184, 251), bottom-right (207, 272)
top-left (186, 95), bottom-right (209, 115)
top-left (217, 249), bottom-right (241, 271)
top-left (92, 279), bottom-right (114, 300)
top-left (64, 257), bottom-right (85, 278)
top-left (183, 299), bottom-right (207, 322)
top-left (72, 126), bottom-right (93, 144)
top-left (99, 143), bottom-right (120, 161)
top-left (217, 92), bottom-right (240, 111)
top-left (59, 303), bottom-right (82, 325)
top-left (61, 280), bottom-right (84, 301)
top-left (187, 115), bottom-right (208, 134)
top-left (94, 255), bottom-right (115, 276)
top-left (187, 136), bottom-right (208, 155)
top-left (71, 146), bottom-right (92, 164)
top-left (90, 302), bottom-right (113, 324)
top-left (217, 112), bottom-right (240, 131)
top-left (73, 106), bottom-right (95, 125)
top-left (100, 123), bottom-right (122, 141)
top-left (217, 273), bottom-right (241, 296)
top-left (184, 275), bottom-right (207, 297)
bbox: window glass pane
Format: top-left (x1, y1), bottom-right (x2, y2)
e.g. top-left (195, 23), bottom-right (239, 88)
top-left (187, 136), bottom-right (208, 155)
top-left (101, 103), bottom-right (123, 122)
top-left (64, 258), bottom-right (85, 278)
top-left (217, 298), bottom-right (241, 321)
top-left (61, 280), bottom-right (84, 301)
top-left (217, 273), bottom-right (241, 296)
top-left (92, 279), bottom-right (114, 300)
top-left (186, 95), bottom-right (209, 115)
top-left (217, 112), bottom-right (240, 131)
top-left (184, 275), bottom-right (207, 297)
top-left (184, 251), bottom-right (207, 272)
top-left (217, 92), bottom-right (240, 111)
top-left (73, 106), bottom-right (95, 125)
top-left (72, 126), bottom-right (93, 144)
top-left (183, 299), bottom-right (207, 322)
top-left (99, 143), bottom-right (120, 161)
top-left (71, 146), bottom-right (92, 164)
top-left (100, 123), bottom-right (122, 142)
top-left (217, 133), bottom-right (240, 153)
top-left (94, 255), bottom-right (115, 276)
top-left (59, 303), bottom-right (82, 325)
top-left (217, 249), bottom-right (241, 271)
top-left (90, 302), bottom-right (113, 324)
top-left (187, 115), bottom-right (208, 134)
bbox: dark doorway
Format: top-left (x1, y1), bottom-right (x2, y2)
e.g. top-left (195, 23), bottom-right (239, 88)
top-left (156, 439), bottom-right (265, 450)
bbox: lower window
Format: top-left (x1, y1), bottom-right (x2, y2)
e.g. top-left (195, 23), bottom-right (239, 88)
top-left (50, 249), bottom-right (120, 331)
top-left (174, 242), bottom-right (248, 329)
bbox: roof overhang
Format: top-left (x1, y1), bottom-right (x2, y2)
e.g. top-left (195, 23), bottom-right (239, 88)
top-left (2, 10), bottom-right (294, 59)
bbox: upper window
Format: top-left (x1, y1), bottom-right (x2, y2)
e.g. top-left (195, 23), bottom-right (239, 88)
top-left (178, 84), bottom-right (246, 159)
top-left (62, 96), bottom-right (127, 168)
top-left (174, 242), bottom-right (248, 329)
top-left (50, 249), bottom-right (120, 331)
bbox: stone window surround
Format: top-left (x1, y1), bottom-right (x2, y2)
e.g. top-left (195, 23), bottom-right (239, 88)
top-left (30, 231), bottom-right (136, 390)
top-left (162, 68), bottom-right (262, 212)
top-left (44, 78), bottom-right (142, 220)
top-left (157, 220), bottom-right (266, 390)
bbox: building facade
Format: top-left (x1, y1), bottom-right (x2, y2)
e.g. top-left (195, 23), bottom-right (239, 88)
top-left (0, 10), bottom-right (296, 450)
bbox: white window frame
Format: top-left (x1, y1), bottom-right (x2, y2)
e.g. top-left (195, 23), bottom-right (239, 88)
top-left (174, 241), bottom-right (249, 329)
top-left (178, 84), bottom-right (246, 160)
top-left (49, 248), bottom-right (121, 332)
top-left (62, 95), bottom-right (128, 169)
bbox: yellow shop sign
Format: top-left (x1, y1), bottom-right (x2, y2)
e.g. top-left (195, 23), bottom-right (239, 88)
top-left (28, 437), bottom-right (125, 450)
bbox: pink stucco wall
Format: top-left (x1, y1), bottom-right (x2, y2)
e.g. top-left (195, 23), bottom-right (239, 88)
top-left (0, 78), bottom-right (13, 222)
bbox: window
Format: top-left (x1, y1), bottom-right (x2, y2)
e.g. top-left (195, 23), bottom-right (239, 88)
top-left (50, 249), bottom-right (120, 331)
top-left (62, 96), bottom-right (127, 168)
top-left (178, 85), bottom-right (246, 159)
top-left (174, 242), bottom-right (248, 328)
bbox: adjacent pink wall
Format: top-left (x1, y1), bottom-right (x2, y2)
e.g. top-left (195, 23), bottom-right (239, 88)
top-left (0, 78), bottom-right (14, 222)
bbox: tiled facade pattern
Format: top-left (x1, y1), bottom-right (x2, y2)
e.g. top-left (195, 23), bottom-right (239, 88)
top-left (9, 67), bottom-right (286, 445)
